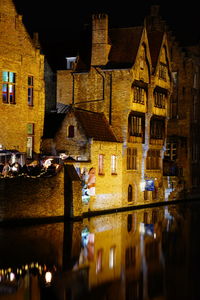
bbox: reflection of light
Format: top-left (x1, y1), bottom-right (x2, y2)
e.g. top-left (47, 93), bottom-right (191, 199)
top-left (140, 180), bottom-right (146, 191)
top-left (154, 233), bottom-right (157, 239)
top-left (139, 223), bottom-right (145, 234)
top-left (45, 271), bottom-right (52, 284)
top-left (10, 272), bottom-right (15, 281)
top-left (109, 246), bottom-right (115, 269)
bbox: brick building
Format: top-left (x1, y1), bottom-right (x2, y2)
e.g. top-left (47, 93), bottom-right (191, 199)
top-left (56, 13), bottom-right (172, 207)
top-left (42, 104), bottom-right (123, 212)
top-left (146, 5), bottom-right (200, 198)
top-left (0, 0), bottom-right (45, 159)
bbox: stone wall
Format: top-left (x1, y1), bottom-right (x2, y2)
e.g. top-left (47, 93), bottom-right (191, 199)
top-left (0, 164), bottom-right (83, 222)
top-left (0, 168), bottom-right (65, 221)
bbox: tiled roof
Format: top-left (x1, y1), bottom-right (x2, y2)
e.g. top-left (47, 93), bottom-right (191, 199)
top-left (43, 105), bottom-right (118, 142)
top-left (74, 109), bottom-right (118, 142)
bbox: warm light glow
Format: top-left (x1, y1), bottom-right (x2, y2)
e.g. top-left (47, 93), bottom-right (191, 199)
top-left (140, 179), bottom-right (146, 191)
top-left (139, 223), bottom-right (145, 234)
top-left (45, 271), bottom-right (52, 284)
top-left (43, 159), bottom-right (53, 169)
top-left (109, 246), bottom-right (115, 269)
top-left (10, 272), bottom-right (15, 281)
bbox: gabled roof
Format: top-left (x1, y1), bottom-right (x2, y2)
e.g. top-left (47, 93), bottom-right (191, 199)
top-left (105, 26), bottom-right (144, 69)
top-left (43, 104), bottom-right (119, 143)
top-left (147, 31), bottom-right (165, 69)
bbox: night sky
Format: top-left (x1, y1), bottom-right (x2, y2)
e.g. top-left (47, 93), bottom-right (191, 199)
top-left (13, 0), bottom-right (200, 70)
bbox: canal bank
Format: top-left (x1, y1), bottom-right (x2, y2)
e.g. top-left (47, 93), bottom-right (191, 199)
top-left (0, 196), bottom-right (199, 227)
top-left (0, 163), bottom-right (199, 226)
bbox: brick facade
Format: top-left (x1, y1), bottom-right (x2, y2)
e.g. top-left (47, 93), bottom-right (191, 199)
top-left (0, 0), bottom-right (45, 157)
top-left (56, 13), bottom-right (172, 210)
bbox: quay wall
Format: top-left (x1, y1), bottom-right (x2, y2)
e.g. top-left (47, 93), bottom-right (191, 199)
top-left (0, 169), bottom-right (65, 221)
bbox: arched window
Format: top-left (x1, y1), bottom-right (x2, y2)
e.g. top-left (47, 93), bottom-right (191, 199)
top-left (128, 184), bottom-right (133, 202)
top-left (68, 125), bottom-right (74, 138)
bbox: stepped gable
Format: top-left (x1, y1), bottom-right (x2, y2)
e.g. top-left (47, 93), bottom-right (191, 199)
top-left (147, 30), bottom-right (164, 69)
top-left (73, 108), bottom-right (118, 142)
top-left (105, 26), bottom-right (144, 69)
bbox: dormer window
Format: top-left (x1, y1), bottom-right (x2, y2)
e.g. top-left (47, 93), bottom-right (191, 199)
top-left (66, 57), bottom-right (77, 70)
top-left (68, 125), bottom-right (75, 138)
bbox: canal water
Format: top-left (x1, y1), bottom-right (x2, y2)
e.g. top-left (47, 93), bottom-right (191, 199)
top-left (0, 200), bottom-right (200, 300)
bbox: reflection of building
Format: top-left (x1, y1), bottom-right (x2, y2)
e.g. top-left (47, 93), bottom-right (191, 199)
top-left (0, 0), bottom-right (46, 159)
top-left (77, 215), bottom-right (123, 288)
top-left (0, 204), bottom-right (196, 299)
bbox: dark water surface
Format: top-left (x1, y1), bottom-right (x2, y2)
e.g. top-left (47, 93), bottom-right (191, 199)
top-left (0, 200), bottom-right (200, 300)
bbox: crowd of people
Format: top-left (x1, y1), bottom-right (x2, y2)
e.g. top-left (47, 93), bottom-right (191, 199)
top-left (0, 158), bottom-right (60, 178)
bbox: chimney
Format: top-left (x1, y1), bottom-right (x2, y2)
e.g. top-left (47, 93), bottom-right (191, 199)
top-left (91, 14), bottom-right (110, 66)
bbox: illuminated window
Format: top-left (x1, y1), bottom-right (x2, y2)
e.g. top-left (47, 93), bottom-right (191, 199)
top-left (68, 125), bottom-right (75, 138)
top-left (98, 154), bottom-right (104, 175)
top-left (127, 148), bottom-right (137, 170)
top-left (96, 249), bottom-right (103, 273)
top-left (164, 143), bottom-right (177, 161)
top-left (27, 123), bottom-right (34, 158)
top-left (133, 86), bottom-right (145, 104)
top-left (150, 119), bottom-right (164, 139)
top-left (109, 246), bottom-right (116, 269)
top-left (111, 155), bottom-right (117, 174)
top-left (130, 116), bottom-right (143, 137)
top-left (2, 71), bottom-right (16, 104)
top-left (146, 149), bottom-right (160, 170)
top-left (28, 76), bottom-right (34, 106)
top-left (154, 91), bottom-right (165, 108)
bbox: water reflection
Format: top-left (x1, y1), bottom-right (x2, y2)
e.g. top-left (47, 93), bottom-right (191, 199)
top-left (0, 201), bottom-right (200, 300)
